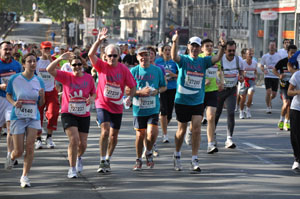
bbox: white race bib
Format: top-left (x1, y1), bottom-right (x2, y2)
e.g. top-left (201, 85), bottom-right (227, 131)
top-left (184, 71), bottom-right (203, 89)
top-left (283, 70), bottom-right (292, 81)
top-left (15, 100), bottom-right (37, 119)
top-left (104, 82), bottom-right (122, 99)
top-left (267, 66), bottom-right (274, 74)
top-left (206, 66), bottom-right (218, 78)
top-left (68, 98), bottom-right (87, 115)
top-left (224, 73), bottom-right (238, 88)
top-left (245, 69), bottom-right (255, 78)
top-left (0, 71), bottom-right (16, 84)
top-left (139, 96), bottom-right (156, 109)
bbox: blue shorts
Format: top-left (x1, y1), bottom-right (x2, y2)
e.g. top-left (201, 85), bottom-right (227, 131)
top-left (133, 114), bottom-right (159, 130)
top-left (96, 108), bottom-right (122, 130)
top-left (10, 119), bottom-right (41, 135)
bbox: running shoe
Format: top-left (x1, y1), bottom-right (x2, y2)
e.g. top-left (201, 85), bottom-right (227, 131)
top-left (146, 153), bottom-right (154, 168)
top-left (20, 176), bottom-right (31, 188)
top-left (225, 137), bottom-right (236, 149)
top-left (105, 160), bottom-right (111, 172)
top-left (133, 159), bottom-right (142, 171)
top-left (153, 144), bottom-right (159, 157)
top-left (278, 121), bottom-right (284, 130)
top-left (76, 157), bottom-right (83, 173)
top-left (97, 160), bottom-right (106, 173)
top-left (46, 137), bottom-right (55, 149)
top-left (292, 161), bottom-right (300, 170)
top-left (207, 144), bottom-right (218, 154)
top-left (239, 111), bottom-right (245, 119)
top-left (246, 108), bottom-right (252, 119)
top-left (162, 135), bottom-right (169, 143)
top-left (35, 140), bottom-right (43, 150)
top-left (283, 122), bottom-right (290, 131)
top-left (173, 155), bottom-right (182, 171)
top-left (5, 157), bottom-right (14, 170)
top-left (202, 118), bottom-right (207, 125)
top-left (13, 159), bottom-right (18, 166)
top-left (1, 128), bottom-right (7, 136)
top-left (191, 159), bottom-right (201, 172)
top-left (266, 107), bottom-right (272, 114)
top-left (67, 168), bottom-right (78, 178)
top-left (185, 128), bottom-right (192, 146)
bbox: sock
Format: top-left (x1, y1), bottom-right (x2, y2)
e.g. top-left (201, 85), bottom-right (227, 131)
top-left (146, 150), bottom-right (152, 155)
top-left (7, 152), bottom-right (11, 159)
top-left (77, 156), bottom-right (81, 160)
top-left (284, 119), bottom-right (288, 123)
top-left (280, 115), bottom-right (284, 122)
top-left (105, 156), bottom-right (111, 161)
top-left (246, 107), bottom-right (250, 111)
top-left (174, 151), bottom-right (181, 157)
top-left (137, 158), bottom-right (142, 161)
top-left (46, 134), bottom-right (52, 138)
top-left (71, 166), bottom-right (76, 171)
top-left (192, 155), bottom-right (198, 161)
top-left (101, 156), bottom-right (105, 161)
top-left (208, 142), bottom-right (214, 147)
top-left (227, 136), bottom-right (232, 140)
top-left (37, 137), bottom-right (42, 141)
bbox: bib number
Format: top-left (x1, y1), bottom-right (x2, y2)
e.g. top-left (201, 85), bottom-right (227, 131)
top-left (39, 71), bottom-right (53, 81)
top-left (68, 99), bottom-right (86, 115)
top-left (0, 72), bottom-right (16, 84)
top-left (139, 96), bottom-right (156, 109)
top-left (104, 83), bottom-right (121, 99)
top-left (15, 102), bottom-right (37, 119)
top-left (206, 66), bottom-right (218, 78)
top-left (224, 73), bottom-right (237, 88)
top-left (184, 71), bottom-right (203, 89)
top-left (245, 70), bottom-right (255, 78)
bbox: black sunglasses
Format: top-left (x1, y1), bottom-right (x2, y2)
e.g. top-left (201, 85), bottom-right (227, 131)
top-left (227, 49), bottom-right (235, 53)
top-left (107, 54), bottom-right (118, 58)
top-left (72, 63), bottom-right (82, 67)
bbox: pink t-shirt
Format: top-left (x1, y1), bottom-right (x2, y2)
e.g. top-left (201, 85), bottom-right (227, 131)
top-left (55, 70), bottom-right (96, 117)
top-left (93, 58), bottom-right (137, 113)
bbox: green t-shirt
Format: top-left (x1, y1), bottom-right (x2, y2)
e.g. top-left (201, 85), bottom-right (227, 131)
top-left (199, 53), bottom-right (221, 92)
top-left (55, 55), bottom-right (68, 67)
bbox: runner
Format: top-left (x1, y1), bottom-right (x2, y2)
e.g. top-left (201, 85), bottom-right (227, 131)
top-left (88, 28), bottom-right (137, 173)
top-left (171, 31), bottom-right (225, 172)
top-left (0, 41), bottom-right (22, 168)
top-left (215, 40), bottom-right (244, 149)
top-left (35, 41), bottom-right (60, 149)
top-left (260, 41), bottom-right (281, 114)
top-left (46, 52), bottom-right (96, 178)
top-left (6, 53), bottom-right (45, 187)
top-left (278, 39), bottom-right (291, 59)
top-left (131, 46), bottom-right (166, 171)
top-left (273, 45), bottom-right (297, 130)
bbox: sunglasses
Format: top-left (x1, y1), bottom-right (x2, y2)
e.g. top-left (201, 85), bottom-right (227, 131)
top-left (107, 54), bottom-right (118, 58)
top-left (227, 49), bottom-right (235, 53)
top-left (43, 47), bottom-right (51, 50)
top-left (72, 63), bottom-right (82, 67)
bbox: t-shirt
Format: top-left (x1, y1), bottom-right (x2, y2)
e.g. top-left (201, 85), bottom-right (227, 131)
top-left (241, 59), bottom-right (257, 79)
top-left (175, 54), bottom-right (212, 105)
top-left (123, 54), bottom-right (138, 66)
top-left (61, 63), bottom-right (73, 73)
top-left (55, 55), bottom-right (69, 67)
top-left (93, 58), bottom-right (137, 114)
top-left (55, 70), bottom-right (96, 117)
top-left (36, 58), bottom-right (55, 92)
top-left (289, 71), bottom-right (300, 111)
top-left (221, 55), bottom-right (243, 88)
top-left (260, 53), bottom-right (282, 79)
top-left (199, 53), bottom-right (221, 92)
top-left (278, 48), bottom-right (288, 59)
top-left (6, 73), bottom-right (45, 120)
top-left (131, 64), bottom-right (166, 116)
top-left (288, 51), bottom-right (300, 69)
top-left (0, 59), bottom-right (22, 97)
top-left (275, 58), bottom-right (291, 88)
top-left (155, 58), bottom-right (178, 90)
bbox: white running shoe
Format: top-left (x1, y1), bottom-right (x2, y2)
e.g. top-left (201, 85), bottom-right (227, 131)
top-left (225, 137), bottom-right (236, 149)
top-left (76, 157), bottom-right (83, 173)
top-left (67, 168), bottom-right (78, 178)
top-left (266, 107), bottom-right (272, 114)
top-left (35, 140), bottom-right (43, 150)
top-left (153, 144), bottom-right (159, 157)
top-left (239, 111), bottom-right (245, 119)
top-left (162, 135), bottom-right (169, 143)
top-left (46, 137), bottom-right (55, 149)
top-left (191, 159), bottom-right (201, 172)
top-left (292, 161), bottom-right (300, 170)
top-left (246, 108), bottom-right (252, 118)
top-left (173, 155), bottom-right (182, 171)
top-left (207, 144), bottom-right (218, 154)
top-left (20, 176), bottom-right (31, 188)
top-left (185, 128), bottom-right (192, 146)
top-left (5, 157), bottom-right (14, 170)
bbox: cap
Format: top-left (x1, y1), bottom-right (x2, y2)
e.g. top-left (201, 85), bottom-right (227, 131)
top-left (188, 36), bottom-right (202, 46)
top-left (60, 43), bottom-right (67, 50)
top-left (129, 44), bottom-right (136, 49)
top-left (137, 46), bottom-right (149, 54)
top-left (54, 47), bottom-right (60, 53)
top-left (288, 51), bottom-right (300, 69)
top-left (40, 41), bottom-right (52, 49)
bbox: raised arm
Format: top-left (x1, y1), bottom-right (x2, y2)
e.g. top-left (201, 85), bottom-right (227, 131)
top-left (211, 37), bottom-right (226, 64)
top-left (46, 52), bottom-right (73, 77)
top-left (88, 28), bottom-right (108, 66)
top-left (171, 31), bottom-right (181, 63)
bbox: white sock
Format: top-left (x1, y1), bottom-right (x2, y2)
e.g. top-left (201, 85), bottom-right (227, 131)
top-left (77, 156), bottom-right (81, 160)
top-left (174, 151), bottom-right (181, 157)
top-left (227, 136), bottom-right (232, 140)
top-left (105, 156), bottom-right (111, 161)
top-left (192, 155), bottom-right (198, 161)
top-left (7, 152), bottom-right (11, 159)
top-left (284, 119), bottom-right (288, 123)
top-left (280, 115), bottom-right (284, 122)
top-left (101, 156), bottom-right (106, 161)
top-left (208, 142), bottom-right (214, 147)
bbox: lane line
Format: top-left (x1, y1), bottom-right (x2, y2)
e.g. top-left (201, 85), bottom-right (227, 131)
top-left (243, 142), bottom-right (266, 150)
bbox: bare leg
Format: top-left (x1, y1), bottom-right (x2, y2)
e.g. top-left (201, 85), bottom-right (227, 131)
top-left (135, 129), bottom-right (146, 159)
top-left (22, 128), bottom-right (37, 176)
top-left (191, 115), bottom-right (202, 156)
top-left (99, 122), bottom-right (110, 158)
top-left (65, 127), bottom-right (79, 167)
top-left (107, 128), bottom-right (120, 157)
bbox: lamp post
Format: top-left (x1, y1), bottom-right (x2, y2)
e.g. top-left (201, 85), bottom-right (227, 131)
top-left (62, 10), bottom-right (67, 44)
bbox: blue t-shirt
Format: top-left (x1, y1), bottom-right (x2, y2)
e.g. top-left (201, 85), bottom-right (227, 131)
top-left (0, 59), bottom-right (22, 97)
top-left (6, 73), bottom-right (45, 121)
top-left (130, 64), bottom-right (166, 117)
top-left (155, 57), bottom-right (178, 89)
top-left (175, 54), bottom-right (212, 105)
top-left (289, 51), bottom-right (300, 69)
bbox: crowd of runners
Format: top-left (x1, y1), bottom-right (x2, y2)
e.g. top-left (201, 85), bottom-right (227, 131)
top-left (1, 27), bottom-right (300, 188)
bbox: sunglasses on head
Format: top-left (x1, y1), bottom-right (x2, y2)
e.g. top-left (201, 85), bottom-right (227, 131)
top-left (72, 63), bottom-right (82, 67)
top-left (107, 54), bottom-right (118, 58)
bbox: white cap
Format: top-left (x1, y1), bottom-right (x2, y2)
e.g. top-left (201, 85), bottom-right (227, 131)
top-left (54, 47), bottom-right (60, 53)
top-left (188, 36), bottom-right (202, 46)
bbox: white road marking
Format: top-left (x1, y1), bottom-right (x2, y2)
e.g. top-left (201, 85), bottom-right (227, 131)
top-left (243, 142), bottom-right (266, 150)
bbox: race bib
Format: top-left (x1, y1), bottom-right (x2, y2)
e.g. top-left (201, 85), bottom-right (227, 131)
top-left (68, 98), bottom-right (87, 115)
top-left (224, 73), bottom-right (238, 88)
top-left (184, 71), bottom-right (203, 89)
top-left (206, 66), bottom-right (218, 78)
top-left (38, 68), bottom-right (53, 81)
top-left (245, 69), bottom-right (255, 78)
top-left (15, 100), bottom-right (37, 119)
top-left (0, 71), bottom-right (16, 84)
top-left (267, 66), bottom-right (274, 74)
top-left (104, 82), bottom-right (122, 99)
top-left (283, 70), bottom-right (292, 81)
top-left (139, 96), bottom-right (156, 109)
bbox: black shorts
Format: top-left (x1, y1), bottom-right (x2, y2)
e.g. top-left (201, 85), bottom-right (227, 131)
top-left (175, 103), bottom-right (204, 123)
top-left (160, 89), bottom-right (176, 120)
top-left (280, 87), bottom-right (293, 101)
top-left (61, 113), bottom-right (90, 133)
top-left (96, 108), bottom-right (123, 130)
top-left (204, 91), bottom-right (218, 108)
top-left (133, 114), bottom-right (159, 130)
top-left (264, 78), bottom-right (279, 92)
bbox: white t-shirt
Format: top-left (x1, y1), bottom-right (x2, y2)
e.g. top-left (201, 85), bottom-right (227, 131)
top-left (289, 71), bottom-right (300, 111)
top-left (221, 55), bottom-right (243, 88)
top-left (260, 52), bottom-right (281, 79)
top-left (278, 48), bottom-right (288, 59)
top-left (241, 59), bottom-right (257, 79)
top-left (36, 58), bottom-right (54, 92)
